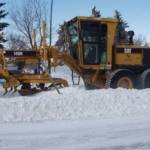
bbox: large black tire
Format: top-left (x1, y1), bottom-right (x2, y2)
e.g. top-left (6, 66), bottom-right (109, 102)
top-left (105, 69), bottom-right (136, 89)
top-left (141, 69), bottom-right (150, 89)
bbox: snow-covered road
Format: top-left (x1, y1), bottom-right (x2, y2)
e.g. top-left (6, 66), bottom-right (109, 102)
top-left (0, 116), bottom-right (150, 150)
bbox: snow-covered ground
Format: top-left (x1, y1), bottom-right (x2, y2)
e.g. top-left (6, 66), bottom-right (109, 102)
top-left (0, 66), bottom-right (150, 149)
top-left (1, 117), bottom-right (150, 150)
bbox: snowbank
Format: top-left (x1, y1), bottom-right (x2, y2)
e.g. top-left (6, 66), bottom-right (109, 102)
top-left (0, 66), bottom-right (150, 122)
top-left (0, 87), bottom-right (150, 122)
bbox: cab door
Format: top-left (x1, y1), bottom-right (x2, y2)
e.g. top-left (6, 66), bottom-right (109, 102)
top-left (80, 21), bottom-right (107, 65)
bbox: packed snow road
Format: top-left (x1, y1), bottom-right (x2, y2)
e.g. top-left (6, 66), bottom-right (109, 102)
top-left (0, 116), bottom-right (150, 150)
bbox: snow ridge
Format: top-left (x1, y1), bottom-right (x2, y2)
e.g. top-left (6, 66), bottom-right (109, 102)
top-left (0, 87), bottom-right (150, 122)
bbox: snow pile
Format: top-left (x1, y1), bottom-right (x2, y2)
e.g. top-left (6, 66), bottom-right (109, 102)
top-left (0, 66), bottom-right (150, 122)
top-left (0, 87), bottom-right (150, 122)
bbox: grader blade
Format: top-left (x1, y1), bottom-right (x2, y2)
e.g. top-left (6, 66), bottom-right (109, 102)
top-left (18, 84), bottom-right (61, 96)
top-left (14, 74), bottom-right (68, 96)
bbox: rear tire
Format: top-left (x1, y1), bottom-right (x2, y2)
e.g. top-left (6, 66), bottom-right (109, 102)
top-left (105, 69), bottom-right (136, 89)
top-left (141, 69), bottom-right (150, 89)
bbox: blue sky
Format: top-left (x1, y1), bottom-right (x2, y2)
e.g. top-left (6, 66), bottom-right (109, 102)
top-left (4, 0), bottom-right (150, 43)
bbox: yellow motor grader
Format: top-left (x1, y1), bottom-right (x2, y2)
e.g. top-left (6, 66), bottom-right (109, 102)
top-left (53, 16), bottom-right (150, 90)
top-left (1, 15), bottom-right (150, 96)
top-left (0, 22), bottom-right (68, 96)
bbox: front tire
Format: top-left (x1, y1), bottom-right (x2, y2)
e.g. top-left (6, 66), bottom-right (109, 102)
top-left (105, 69), bottom-right (136, 89)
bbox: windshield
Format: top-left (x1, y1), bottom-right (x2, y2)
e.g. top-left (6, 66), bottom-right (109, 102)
top-left (68, 23), bottom-right (78, 45)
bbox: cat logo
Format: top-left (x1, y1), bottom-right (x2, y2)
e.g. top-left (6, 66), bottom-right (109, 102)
top-left (124, 48), bottom-right (132, 54)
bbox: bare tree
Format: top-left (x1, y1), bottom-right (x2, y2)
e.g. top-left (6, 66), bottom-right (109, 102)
top-left (7, 33), bottom-right (29, 50)
top-left (9, 0), bottom-right (48, 49)
top-left (134, 34), bottom-right (149, 46)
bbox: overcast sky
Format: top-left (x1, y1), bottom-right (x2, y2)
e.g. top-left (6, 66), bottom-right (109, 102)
top-left (4, 0), bottom-right (150, 43)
